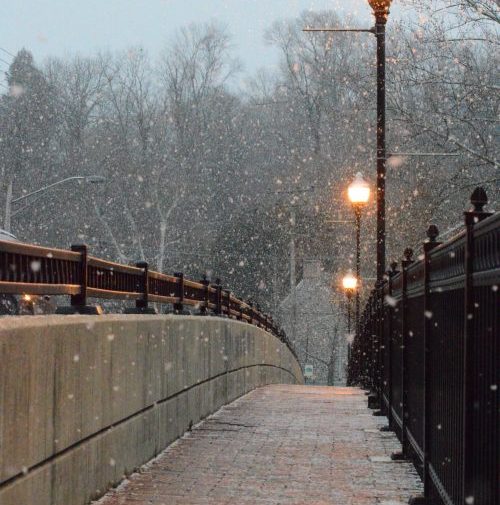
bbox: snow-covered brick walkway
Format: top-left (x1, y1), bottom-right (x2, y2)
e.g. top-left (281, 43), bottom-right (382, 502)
top-left (96, 385), bottom-right (423, 505)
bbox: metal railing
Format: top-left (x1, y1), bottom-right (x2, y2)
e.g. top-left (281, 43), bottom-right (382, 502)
top-left (0, 240), bottom-right (297, 359)
top-left (349, 188), bottom-right (499, 505)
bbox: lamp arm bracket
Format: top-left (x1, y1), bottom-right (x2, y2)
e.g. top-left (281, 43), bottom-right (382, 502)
top-left (302, 27), bottom-right (375, 35)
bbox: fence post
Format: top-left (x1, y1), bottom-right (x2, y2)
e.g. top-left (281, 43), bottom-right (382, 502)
top-left (57, 244), bottom-right (102, 315)
top-left (124, 261), bottom-right (157, 314)
top-left (223, 289), bottom-right (232, 318)
top-left (173, 272), bottom-right (188, 314)
top-left (255, 302), bottom-right (262, 328)
top-left (136, 261), bottom-right (149, 311)
top-left (392, 248), bottom-right (413, 461)
top-left (372, 283), bottom-right (387, 415)
top-left (360, 303), bottom-right (369, 388)
top-left (381, 261), bottom-right (399, 431)
top-left (242, 300), bottom-right (250, 323)
top-left (369, 297), bottom-right (375, 390)
top-left (367, 295), bottom-right (377, 407)
top-left (252, 304), bottom-right (257, 325)
top-left (368, 292), bottom-right (379, 408)
top-left (215, 278), bottom-right (222, 316)
top-left (198, 274), bottom-right (210, 315)
top-left (421, 225), bottom-right (441, 503)
top-left (364, 303), bottom-right (372, 389)
top-left (409, 226), bottom-right (441, 505)
top-left (72, 244), bottom-right (88, 308)
top-left (463, 188), bottom-right (492, 504)
top-left (259, 304), bottom-right (264, 327)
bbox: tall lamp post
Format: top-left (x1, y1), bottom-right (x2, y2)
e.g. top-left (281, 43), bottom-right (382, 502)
top-left (4, 175), bottom-right (106, 232)
top-left (303, 0), bottom-right (392, 284)
top-left (368, 0), bottom-right (391, 285)
top-left (347, 173), bottom-right (371, 338)
top-left (342, 271), bottom-right (358, 377)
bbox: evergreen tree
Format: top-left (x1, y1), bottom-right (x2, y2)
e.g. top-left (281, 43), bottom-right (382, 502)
top-left (0, 49), bottom-right (58, 234)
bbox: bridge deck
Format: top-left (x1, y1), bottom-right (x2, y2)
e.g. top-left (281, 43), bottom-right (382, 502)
top-left (96, 385), bottom-right (422, 505)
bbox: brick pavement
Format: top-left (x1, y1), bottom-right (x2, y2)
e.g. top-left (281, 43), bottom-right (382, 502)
top-left (96, 385), bottom-right (423, 505)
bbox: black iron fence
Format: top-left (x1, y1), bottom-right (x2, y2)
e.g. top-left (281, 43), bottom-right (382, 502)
top-left (349, 188), bottom-right (499, 505)
top-left (0, 240), bottom-right (297, 358)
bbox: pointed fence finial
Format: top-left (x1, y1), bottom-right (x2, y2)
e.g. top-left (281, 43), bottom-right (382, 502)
top-left (427, 225), bottom-right (439, 243)
top-left (403, 248), bottom-right (414, 262)
top-left (470, 187), bottom-right (488, 213)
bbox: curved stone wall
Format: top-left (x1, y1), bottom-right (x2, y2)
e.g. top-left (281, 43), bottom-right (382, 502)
top-left (0, 315), bottom-right (303, 505)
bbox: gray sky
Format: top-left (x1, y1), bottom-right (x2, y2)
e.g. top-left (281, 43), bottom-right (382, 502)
top-left (4, 0), bottom-right (407, 76)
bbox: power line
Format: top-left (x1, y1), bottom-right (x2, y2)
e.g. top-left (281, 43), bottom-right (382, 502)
top-left (0, 48), bottom-right (15, 58)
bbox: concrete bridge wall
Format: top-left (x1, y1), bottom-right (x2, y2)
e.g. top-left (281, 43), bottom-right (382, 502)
top-left (0, 315), bottom-right (303, 505)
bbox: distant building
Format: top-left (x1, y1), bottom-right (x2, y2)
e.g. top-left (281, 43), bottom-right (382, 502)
top-left (278, 260), bottom-right (347, 385)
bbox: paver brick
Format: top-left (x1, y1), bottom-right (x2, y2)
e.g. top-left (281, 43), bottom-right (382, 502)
top-left (95, 385), bottom-right (423, 505)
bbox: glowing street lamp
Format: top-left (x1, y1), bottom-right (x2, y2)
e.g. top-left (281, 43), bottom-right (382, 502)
top-left (342, 272), bottom-right (358, 292)
top-left (348, 172), bottom-right (371, 206)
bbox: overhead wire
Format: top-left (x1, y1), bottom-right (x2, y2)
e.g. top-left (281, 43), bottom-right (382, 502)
top-left (0, 59), bottom-right (9, 92)
top-left (0, 47), bottom-right (15, 58)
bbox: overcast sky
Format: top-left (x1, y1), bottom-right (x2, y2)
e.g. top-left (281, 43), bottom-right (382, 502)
top-left (4, 0), bottom-right (408, 76)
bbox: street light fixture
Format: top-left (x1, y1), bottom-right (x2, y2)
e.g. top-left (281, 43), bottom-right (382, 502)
top-left (4, 175), bottom-right (107, 231)
top-left (347, 172), bottom-right (371, 342)
top-left (348, 172), bottom-right (371, 205)
top-left (368, 0), bottom-right (392, 23)
top-left (84, 175), bottom-right (107, 185)
top-left (342, 272), bottom-right (358, 291)
top-left (11, 175), bottom-right (107, 204)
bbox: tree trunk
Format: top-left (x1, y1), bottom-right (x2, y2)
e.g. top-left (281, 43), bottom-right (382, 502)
top-left (157, 220), bottom-right (167, 273)
top-left (3, 180), bottom-right (13, 233)
top-left (327, 350), bottom-right (335, 386)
